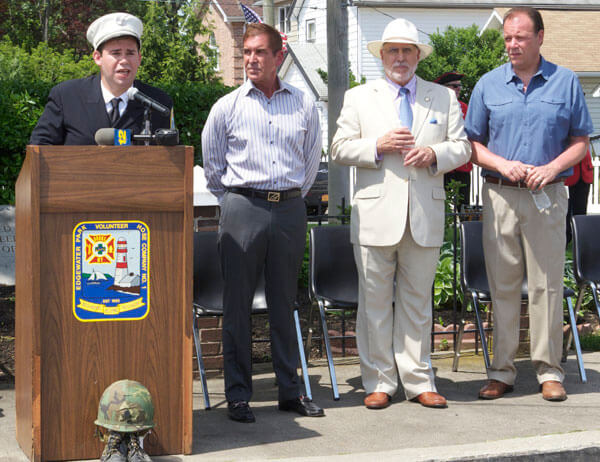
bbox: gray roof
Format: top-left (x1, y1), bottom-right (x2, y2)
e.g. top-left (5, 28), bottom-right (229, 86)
top-left (352, 0), bottom-right (600, 9)
top-left (282, 43), bottom-right (328, 100)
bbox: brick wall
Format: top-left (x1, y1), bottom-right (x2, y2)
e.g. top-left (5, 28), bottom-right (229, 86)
top-left (196, 316), bottom-right (224, 374)
top-left (201, 7), bottom-right (246, 87)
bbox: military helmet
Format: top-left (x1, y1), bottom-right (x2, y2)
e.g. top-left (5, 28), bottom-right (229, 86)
top-left (95, 379), bottom-right (155, 432)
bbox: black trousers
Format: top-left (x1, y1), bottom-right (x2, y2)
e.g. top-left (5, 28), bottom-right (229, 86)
top-left (566, 180), bottom-right (590, 244)
top-left (218, 191), bottom-right (306, 402)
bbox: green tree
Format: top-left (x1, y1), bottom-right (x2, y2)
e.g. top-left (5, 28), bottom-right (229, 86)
top-left (316, 66), bottom-right (366, 88)
top-left (417, 25), bottom-right (507, 101)
top-left (137, 1), bottom-right (217, 84)
top-left (0, 1), bottom-right (217, 82)
top-left (0, 1), bottom-right (146, 55)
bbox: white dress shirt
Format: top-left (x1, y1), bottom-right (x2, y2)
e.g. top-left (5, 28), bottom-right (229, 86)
top-left (202, 78), bottom-right (322, 200)
top-left (100, 81), bottom-right (130, 118)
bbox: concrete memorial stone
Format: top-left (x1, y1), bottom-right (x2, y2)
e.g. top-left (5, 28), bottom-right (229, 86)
top-left (0, 205), bottom-right (15, 285)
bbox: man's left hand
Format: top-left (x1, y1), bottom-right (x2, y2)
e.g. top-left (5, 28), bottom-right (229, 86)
top-left (524, 164), bottom-right (560, 190)
top-left (404, 146), bottom-right (436, 168)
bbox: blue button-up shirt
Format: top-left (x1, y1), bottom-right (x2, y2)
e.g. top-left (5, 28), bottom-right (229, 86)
top-left (465, 56), bottom-right (593, 178)
top-left (202, 78), bottom-right (322, 200)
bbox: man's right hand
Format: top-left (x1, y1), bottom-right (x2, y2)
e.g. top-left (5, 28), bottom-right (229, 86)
top-left (496, 158), bottom-right (533, 183)
top-left (376, 128), bottom-right (415, 155)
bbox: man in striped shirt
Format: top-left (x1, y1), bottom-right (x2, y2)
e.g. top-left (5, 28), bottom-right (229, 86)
top-left (202, 23), bottom-right (323, 423)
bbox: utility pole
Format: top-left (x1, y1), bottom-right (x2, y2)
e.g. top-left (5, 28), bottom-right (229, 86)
top-left (263, 0), bottom-right (275, 27)
top-left (42, 0), bottom-right (50, 42)
top-left (327, 0), bottom-right (349, 217)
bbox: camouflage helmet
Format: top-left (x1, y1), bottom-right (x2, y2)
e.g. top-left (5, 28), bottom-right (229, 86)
top-left (95, 379), bottom-right (155, 432)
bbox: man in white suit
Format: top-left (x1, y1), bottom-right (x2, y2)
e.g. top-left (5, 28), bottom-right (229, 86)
top-left (331, 18), bottom-right (470, 409)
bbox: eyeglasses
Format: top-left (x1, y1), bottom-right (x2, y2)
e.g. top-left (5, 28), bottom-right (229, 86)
top-left (446, 83), bottom-right (462, 89)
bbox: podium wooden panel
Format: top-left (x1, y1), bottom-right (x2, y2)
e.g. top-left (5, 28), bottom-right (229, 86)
top-left (15, 146), bottom-right (193, 461)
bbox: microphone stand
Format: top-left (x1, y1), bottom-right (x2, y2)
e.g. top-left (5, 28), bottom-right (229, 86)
top-left (140, 105), bottom-right (152, 146)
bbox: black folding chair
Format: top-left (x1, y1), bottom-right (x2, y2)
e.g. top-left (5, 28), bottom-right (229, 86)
top-left (192, 231), bottom-right (312, 410)
top-left (453, 221), bottom-right (586, 383)
top-left (309, 225), bottom-right (358, 400)
top-left (571, 215), bottom-right (600, 352)
top-left (571, 215), bottom-right (600, 320)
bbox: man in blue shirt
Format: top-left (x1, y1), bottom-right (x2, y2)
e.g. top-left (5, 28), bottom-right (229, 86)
top-left (465, 7), bottom-right (593, 402)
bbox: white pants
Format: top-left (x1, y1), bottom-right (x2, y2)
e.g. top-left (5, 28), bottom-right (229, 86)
top-left (354, 230), bottom-right (440, 400)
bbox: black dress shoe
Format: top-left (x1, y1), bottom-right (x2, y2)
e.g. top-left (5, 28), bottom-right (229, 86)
top-left (227, 400), bottom-right (255, 423)
top-left (279, 396), bottom-right (325, 417)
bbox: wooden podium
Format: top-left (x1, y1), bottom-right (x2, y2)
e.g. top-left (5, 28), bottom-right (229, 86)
top-left (15, 145), bottom-right (193, 461)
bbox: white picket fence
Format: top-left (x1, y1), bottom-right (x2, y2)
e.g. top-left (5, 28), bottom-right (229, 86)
top-left (468, 136), bottom-right (600, 212)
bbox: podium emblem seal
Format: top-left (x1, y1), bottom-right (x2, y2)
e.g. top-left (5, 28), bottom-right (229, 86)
top-left (73, 221), bottom-right (150, 321)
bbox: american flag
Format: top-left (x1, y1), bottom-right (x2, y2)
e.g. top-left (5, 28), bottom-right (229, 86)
top-left (240, 3), bottom-right (288, 53)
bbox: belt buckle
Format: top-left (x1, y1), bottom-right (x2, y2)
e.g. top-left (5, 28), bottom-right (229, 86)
top-left (267, 191), bottom-right (281, 202)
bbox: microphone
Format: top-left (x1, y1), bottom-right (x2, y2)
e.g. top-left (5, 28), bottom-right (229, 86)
top-left (127, 87), bottom-right (171, 117)
top-left (95, 128), bottom-right (132, 146)
top-left (94, 128), bottom-right (179, 146)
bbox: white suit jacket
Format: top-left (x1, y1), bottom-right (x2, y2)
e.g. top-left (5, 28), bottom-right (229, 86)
top-left (331, 77), bottom-right (471, 248)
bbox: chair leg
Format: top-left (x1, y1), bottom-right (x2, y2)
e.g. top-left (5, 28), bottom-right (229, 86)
top-left (562, 326), bottom-right (573, 363)
top-left (341, 310), bottom-right (346, 357)
top-left (294, 309), bottom-right (312, 400)
top-left (472, 293), bottom-right (491, 370)
top-left (319, 301), bottom-right (340, 400)
top-left (562, 289), bottom-right (584, 362)
top-left (192, 312), bottom-right (211, 410)
top-left (566, 295), bottom-right (587, 383)
top-left (452, 298), bottom-right (469, 372)
top-left (591, 282), bottom-right (600, 320)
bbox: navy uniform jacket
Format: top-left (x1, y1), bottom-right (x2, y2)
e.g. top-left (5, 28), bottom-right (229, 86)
top-left (29, 73), bottom-right (173, 145)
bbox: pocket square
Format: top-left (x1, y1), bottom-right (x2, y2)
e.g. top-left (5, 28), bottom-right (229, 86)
top-left (429, 118), bottom-right (438, 124)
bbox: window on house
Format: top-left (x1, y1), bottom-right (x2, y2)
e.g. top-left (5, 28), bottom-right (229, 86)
top-left (306, 19), bottom-right (316, 42)
top-left (208, 32), bottom-right (219, 71)
top-left (278, 6), bottom-right (291, 33)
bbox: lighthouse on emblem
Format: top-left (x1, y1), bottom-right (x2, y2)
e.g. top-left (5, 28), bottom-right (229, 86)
top-left (114, 238), bottom-right (128, 286)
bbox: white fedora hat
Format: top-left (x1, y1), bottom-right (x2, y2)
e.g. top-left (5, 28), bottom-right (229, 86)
top-left (367, 18), bottom-right (433, 61)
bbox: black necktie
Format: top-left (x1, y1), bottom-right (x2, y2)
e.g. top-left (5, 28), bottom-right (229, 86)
top-left (109, 97), bottom-right (121, 127)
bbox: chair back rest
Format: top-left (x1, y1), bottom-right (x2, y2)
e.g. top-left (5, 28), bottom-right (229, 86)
top-left (459, 221), bottom-right (491, 294)
top-left (309, 225), bottom-right (358, 305)
top-left (571, 215), bottom-right (600, 284)
top-left (193, 231), bottom-right (267, 313)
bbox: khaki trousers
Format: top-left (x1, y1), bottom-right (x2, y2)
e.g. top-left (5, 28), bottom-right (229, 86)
top-left (354, 231), bottom-right (440, 400)
top-left (482, 182), bottom-right (568, 385)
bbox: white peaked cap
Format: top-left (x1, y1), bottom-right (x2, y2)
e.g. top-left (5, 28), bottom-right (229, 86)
top-left (86, 12), bottom-right (143, 50)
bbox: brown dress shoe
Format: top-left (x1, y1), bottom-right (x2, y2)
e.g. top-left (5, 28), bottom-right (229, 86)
top-left (412, 392), bottom-right (447, 408)
top-left (478, 380), bottom-right (513, 400)
top-left (541, 381), bottom-right (567, 402)
top-left (364, 392), bottom-right (391, 409)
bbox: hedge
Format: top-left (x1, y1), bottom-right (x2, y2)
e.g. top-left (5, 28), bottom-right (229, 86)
top-left (0, 38), bottom-right (234, 204)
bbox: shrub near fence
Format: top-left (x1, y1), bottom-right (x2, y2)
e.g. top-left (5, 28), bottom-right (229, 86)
top-left (0, 38), bottom-right (234, 203)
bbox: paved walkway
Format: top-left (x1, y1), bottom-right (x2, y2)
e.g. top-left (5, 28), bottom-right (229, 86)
top-left (2, 351), bottom-right (600, 461)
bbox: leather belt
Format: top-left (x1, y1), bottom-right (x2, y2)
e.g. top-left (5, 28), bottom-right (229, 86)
top-left (227, 187), bottom-right (301, 202)
top-left (484, 176), bottom-right (564, 188)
